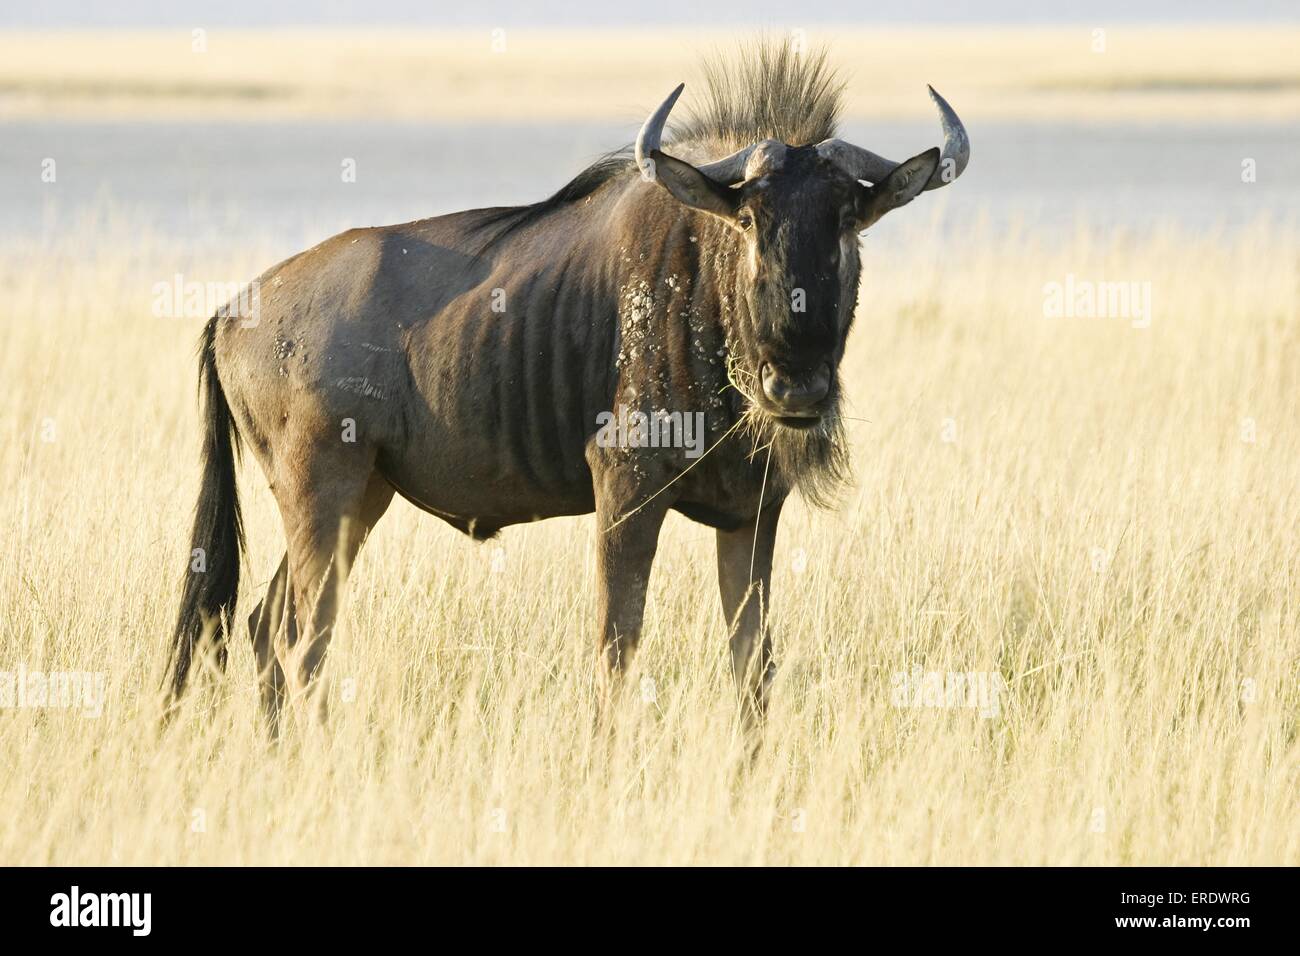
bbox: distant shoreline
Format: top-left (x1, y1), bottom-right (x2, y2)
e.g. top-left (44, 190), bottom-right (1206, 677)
top-left (1, 26), bottom-right (1297, 122)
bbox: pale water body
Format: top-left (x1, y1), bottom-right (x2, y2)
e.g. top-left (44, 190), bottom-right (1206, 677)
top-left (9, 0), bottom-right (1297, 28)
top-left (1, 118), bottom-right (1297, 260)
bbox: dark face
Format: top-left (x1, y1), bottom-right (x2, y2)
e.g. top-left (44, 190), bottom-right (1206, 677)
top-left (729, 148), bottom-right (861, 429)
top-left (649, 139), bottom-right (941, 431)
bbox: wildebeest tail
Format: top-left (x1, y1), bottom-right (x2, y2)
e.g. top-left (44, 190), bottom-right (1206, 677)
top-left (168, 317), bottom-right (244, 699)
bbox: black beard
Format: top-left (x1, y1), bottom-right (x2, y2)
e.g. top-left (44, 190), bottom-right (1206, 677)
top-left (768, 405), bottom-right (850, 508)
top-left (737, 390), bottom-right (851, 509)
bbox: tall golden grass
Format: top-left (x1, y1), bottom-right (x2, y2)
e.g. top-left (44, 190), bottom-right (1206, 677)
top-left (0, 208), bottom-right (1296, 864)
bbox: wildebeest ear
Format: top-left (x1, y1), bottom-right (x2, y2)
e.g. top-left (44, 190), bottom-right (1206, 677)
top-left (648, 149), bottom-right (741, 221)
top-left (855, 147), bottom-right (941, 229)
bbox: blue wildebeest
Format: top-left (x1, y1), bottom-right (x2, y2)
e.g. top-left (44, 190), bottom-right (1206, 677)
top-left (168, 46), bottom-right (968, 734)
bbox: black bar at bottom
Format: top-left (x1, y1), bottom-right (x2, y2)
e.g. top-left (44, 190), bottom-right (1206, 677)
top-left (0, 866), bottom-right (1284, 941)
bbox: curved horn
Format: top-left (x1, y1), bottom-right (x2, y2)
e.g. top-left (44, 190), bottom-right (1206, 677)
top-left (817, 85), bottom-right (970, 191)
top-left (635, 83), bottom-right (684, 180)
top-left (923, 85), bottom-right (971, 189)
top-left (696, 144), bottom-right (759, 184)
top-left (635, 84), bottom-right (769, 186)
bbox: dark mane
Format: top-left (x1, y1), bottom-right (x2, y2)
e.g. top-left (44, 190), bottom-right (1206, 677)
top-left (671, 41), bottom-right (844, 151)
top-left (469, 40), bottom-right (844, 252)
top-left (469, 151), bottom-right (632, 253)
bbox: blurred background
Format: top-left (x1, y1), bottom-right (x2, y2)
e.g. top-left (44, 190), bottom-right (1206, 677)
top-left (1, 2), bottom-right (1297, 867)
top-left (2, 2), bottom-right (1297, 255)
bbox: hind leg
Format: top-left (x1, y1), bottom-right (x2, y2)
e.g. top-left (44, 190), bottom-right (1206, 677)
top-left (247, 555), bottom-right (291, 735)
top-left (273, 447), bottom-right (393, 722)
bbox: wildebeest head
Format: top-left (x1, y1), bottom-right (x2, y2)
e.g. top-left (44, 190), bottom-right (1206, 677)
top-left (636, 82), bottom-right (969, 431)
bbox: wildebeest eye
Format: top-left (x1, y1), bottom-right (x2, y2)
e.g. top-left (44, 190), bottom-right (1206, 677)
top-left (737, 212), bottom-right (753, 230)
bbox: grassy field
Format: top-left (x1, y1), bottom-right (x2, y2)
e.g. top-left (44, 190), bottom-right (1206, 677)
top-left (1, 26), bottom-right (1299, 123)
top-left (1, 209), bottom-right (1296, 865)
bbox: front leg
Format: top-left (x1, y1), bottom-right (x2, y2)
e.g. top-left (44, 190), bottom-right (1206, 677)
top-left (716, 499), bottom-right (783, 733)
top-left (592, 469), bottom-right (670, 712)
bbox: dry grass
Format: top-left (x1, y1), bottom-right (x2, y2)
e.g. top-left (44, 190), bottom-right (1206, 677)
top-left (2, 25), bottom-right (1299, 123)
top-left (0, 208), bottom-right (1297, 865)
